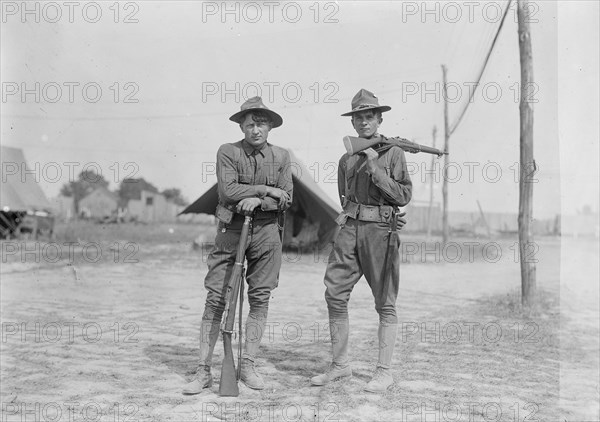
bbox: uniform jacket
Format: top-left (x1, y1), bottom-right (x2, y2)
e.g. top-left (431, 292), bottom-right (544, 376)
top-left (338, 138), bottom-right (412, 207)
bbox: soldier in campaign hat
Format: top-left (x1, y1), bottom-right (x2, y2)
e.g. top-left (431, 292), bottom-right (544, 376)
top-left (183, 96), bottom-right (293, 394)
top-left (311, 89), bottom-right (412, 392)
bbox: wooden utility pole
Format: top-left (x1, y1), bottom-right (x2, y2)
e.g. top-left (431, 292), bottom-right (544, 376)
top-left (426, 126), bottom-right (437, 240)
top-left (441, 65), bottom-right (450, 245)
top-left (517, 0), bottom-right (536, 307)
top-left (476, 200), bottom-right (492, 239)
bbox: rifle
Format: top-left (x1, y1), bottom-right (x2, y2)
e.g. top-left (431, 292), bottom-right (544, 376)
top-left (381, 208), bottom-right (399, 297)
top-left (343, 135), bottom-right (448, 157)
top-left (219, 214), bottom-right (252, 397)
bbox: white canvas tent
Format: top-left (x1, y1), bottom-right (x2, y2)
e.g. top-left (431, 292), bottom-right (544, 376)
top-left (1, 146), bottom-right (51, 212)
top-left (1, 146), bottom-right (53, 237)
top-left (180, 149), bottom-right (341, 248)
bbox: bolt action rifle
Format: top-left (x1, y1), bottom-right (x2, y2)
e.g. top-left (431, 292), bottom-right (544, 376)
top-left (343, 135), bottom-right (448, 157)
top-left (219, 214), bottom-right (252, 397)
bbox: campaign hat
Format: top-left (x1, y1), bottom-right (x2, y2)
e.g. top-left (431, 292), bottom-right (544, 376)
top-left (229, 96), bottom-right (283, 128)
top-left (341, 89), bottom-right (391, 116)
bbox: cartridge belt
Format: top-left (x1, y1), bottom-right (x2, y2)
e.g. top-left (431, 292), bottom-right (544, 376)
top-left (342, 199), bottom-right (395, 223)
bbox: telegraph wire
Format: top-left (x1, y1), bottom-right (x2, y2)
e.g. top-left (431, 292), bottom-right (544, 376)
top-left (449, 0), bottom-right (513, 136)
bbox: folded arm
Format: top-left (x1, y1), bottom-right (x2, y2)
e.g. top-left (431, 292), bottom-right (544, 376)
top-left (259, 150), bottom-right (293, 212)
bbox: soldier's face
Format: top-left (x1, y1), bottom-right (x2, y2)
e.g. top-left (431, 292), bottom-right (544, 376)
top-left (240, 113), bottom-right (271, 148)
top-left (351, 110), bottom-right (382, 139)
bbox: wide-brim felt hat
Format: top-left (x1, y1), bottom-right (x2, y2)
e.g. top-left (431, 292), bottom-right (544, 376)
top-left (229, 96), bottom-right (283, 128)
top-left (341, 88), bottom-right (391, 116)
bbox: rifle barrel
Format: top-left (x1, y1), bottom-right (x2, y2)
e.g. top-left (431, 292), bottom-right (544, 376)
top-left (218, 215), bottom-right (252, 397)
top-left (344, 136), bottom-right (447, 157)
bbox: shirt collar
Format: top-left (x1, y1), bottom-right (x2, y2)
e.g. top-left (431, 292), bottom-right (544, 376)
top-left (241, 139), bottom-right (268, 157)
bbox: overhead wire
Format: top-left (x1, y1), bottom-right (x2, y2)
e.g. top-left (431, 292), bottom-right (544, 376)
top-left (448, 19), bottom-right (497, 133)
top-left (4, 4), bottom-right (513, 159)
top-left (448, 0), bottom-right (513, 136)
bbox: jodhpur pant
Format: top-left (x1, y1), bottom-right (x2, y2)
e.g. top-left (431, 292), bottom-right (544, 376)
top-left (324, 218), bottom-right (400, 324)
top-left (202, 219), bottom-right (281, 321)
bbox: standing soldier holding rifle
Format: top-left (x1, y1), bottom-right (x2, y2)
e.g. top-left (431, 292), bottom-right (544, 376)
top-left (311, 89), bottom-right (412, 393)
top-left (183, 97), bottom-right (292, 395)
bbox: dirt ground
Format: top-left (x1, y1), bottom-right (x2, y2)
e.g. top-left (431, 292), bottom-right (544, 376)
top-left (1, 224), bottom-right (598, 421)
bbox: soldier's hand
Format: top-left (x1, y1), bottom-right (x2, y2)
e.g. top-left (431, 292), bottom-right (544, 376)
top-left (397, 212), bottom-right (407, 230)
top-left (236, 198), bottom-right (262, 214)
top-left (361, 148), bottom-right (380, 173)
top-left (361, 147), bottom-right (379, 161)
top-left (278, 193), bottom-right (290, 208)
top-left (266, 187), bottom-right (291, 207)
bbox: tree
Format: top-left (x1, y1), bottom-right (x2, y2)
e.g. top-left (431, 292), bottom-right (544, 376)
top-left (118, 177), bottom-right (159, 204)
top-left (60, 170), bottom-right (109, 213)
top-left (162, 188), bottom-right (188, 206)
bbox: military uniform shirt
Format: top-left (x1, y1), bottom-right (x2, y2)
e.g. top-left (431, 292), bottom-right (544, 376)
top-left (216, 140), bottom-right (293, 213)
top-left (338, 144), bottom-right (412, 207)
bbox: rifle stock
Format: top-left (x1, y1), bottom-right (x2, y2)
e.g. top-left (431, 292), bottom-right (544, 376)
top-left (343, 135), bottom-right (447, 157)
top-left (219, 215), bottom-right (252, 397)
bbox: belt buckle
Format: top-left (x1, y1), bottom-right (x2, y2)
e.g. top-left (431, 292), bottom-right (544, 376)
top-left (359, 205), bottom-right (379, 222)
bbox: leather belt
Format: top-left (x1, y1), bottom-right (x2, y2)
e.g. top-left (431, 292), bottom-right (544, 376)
top-left (216, 203), bottom-right (277, 225)
top-left (253, 210), bottom-right (278, 220)
top-left (342, 199), bottom-right (395, 223)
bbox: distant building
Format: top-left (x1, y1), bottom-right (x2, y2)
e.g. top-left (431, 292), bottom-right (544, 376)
top-left (402, 201), bottom-right (442, 233)
top-left (79, 187), bottom-right (118, 219)
top-left (50, 195), bottom-right (76, 221)
top-left (126, 190), bottom-right (182, 222)
top-left (402, 201), bottom-right (557, 236)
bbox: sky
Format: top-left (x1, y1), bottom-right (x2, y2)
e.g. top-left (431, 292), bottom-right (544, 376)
top-left (1, 0), bottom-right (598, 220)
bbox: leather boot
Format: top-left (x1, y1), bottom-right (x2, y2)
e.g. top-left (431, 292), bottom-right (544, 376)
top-left (182, 318), bottom-right (220, 395)
top-left (240, 357), bottom-right (265, 390)
top-left (182, 365), bottom-right (213, 395)
top-left (364, 323), bottom-right (397, 393)
top-left (311, 319), bottom-right (352, 386)
top-left (240, 311), bottom-right (267, 390)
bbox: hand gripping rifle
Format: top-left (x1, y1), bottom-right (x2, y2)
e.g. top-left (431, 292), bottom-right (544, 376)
top-left (219, 214), bottom-right (252, 397)
top-left (343, 135), bottom-right (448, 157)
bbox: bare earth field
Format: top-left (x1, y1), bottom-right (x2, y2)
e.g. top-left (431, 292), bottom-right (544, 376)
top-left (1, 222), bottom-right (598, 421)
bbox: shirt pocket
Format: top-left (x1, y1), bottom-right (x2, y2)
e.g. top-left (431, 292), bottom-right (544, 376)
top-left (368, 166), bottom-right (391, 201)
top-left (265, 174), bottom-right (276, 187)
top-left (264, 161), bottom-right (279, 187)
